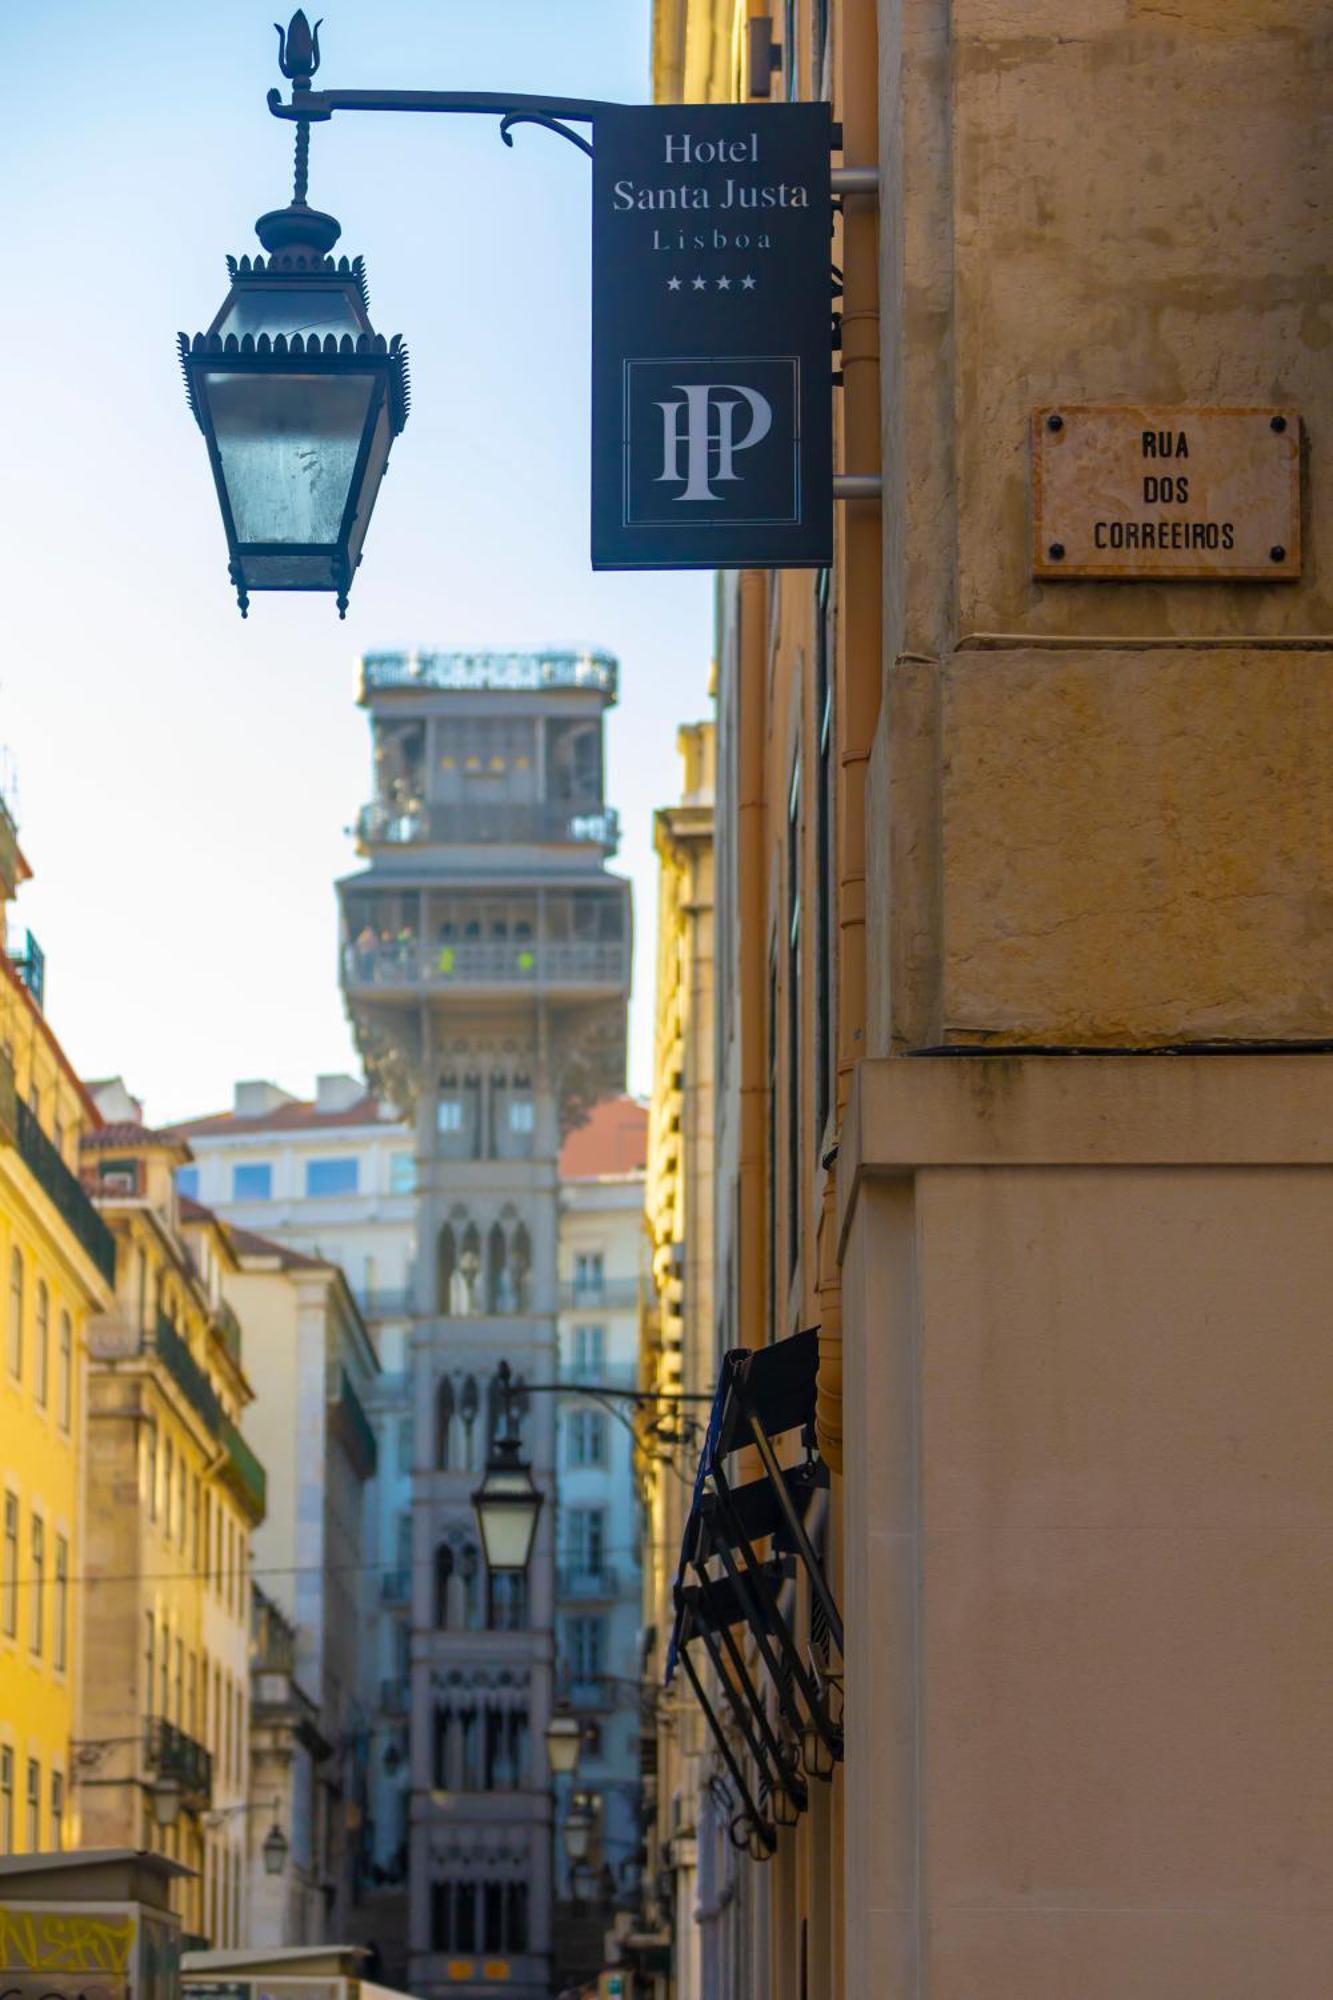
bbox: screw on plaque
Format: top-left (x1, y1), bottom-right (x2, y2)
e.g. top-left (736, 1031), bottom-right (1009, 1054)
top-left (1270, 546), bottom-right (1287, 563)
top-left (1270, 415), bottom-right (1287, 433)
top-left (1048, 543), bottom-right (1066, 561)
top-left (1046, 413), bottom-right (1063, 433)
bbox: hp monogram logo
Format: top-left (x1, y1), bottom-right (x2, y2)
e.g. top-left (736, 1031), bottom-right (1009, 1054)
top-left (654, 383), bottom-right (774, 502)
top-left (621, 357), bottom-right (801, 532)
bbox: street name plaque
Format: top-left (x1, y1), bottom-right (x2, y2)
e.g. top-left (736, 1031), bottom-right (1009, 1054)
top-left (591, 103), bottom-right (833, 571)
top-left (1032, 405), bottom-right (1300, 580)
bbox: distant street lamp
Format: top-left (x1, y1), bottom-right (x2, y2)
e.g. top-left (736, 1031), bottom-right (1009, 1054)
top-left (178, 12), bottom-right (409, 617)
top-left (563, 1801), bottom-right (593, 1865)
top-left (545, 1703), bottom-right (582, 1778)
top-left (150, 1779), bottom-right (184, 1830)
top-left (262, 1818), bottom-right (291, 1877)
top-left (471, 1359), bottom-right (544, 1573)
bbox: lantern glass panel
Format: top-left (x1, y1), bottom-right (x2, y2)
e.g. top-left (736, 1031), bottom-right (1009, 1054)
top-left (206, 371), bottom-right (374, 545)
top-left (215, 285), bottom-right (366, 341)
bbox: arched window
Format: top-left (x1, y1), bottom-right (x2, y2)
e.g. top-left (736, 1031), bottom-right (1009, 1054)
top-left (459, 1225), bottom-right (482, 1314)
top-left (435, 1377), bottom-right (456, 1469)
top-left (34, 1281), bottom-right (49, 1407)
top-left (7, 1248), bottom-right (23, 1380)
top-left (487, 1224), bottom-right (509, 1313)
top-left (436, 1225), bottom-right (456, 1314)
top-left (460, 1376), bottom-right (479, 1471)
top-left (511, 1225), bottom-right (532, 1310)
top-left (459, 1542), bottom-right (482, 1632)
top-left (434, 1544), bottom-right (454, 1629)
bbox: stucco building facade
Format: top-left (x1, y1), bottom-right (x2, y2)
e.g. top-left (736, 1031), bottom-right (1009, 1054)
top-left (650, 3), bottom-right (1333, 1997)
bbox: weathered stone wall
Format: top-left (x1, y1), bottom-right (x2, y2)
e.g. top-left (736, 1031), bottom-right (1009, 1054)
top-left (872, 1), bottom-right (1333, 1048)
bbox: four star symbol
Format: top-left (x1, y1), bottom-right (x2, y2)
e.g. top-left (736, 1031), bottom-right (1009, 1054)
top-left (669, 273), bottom-right (758, 292)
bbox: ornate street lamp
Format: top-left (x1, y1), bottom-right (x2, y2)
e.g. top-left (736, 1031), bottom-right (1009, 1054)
top-left (178, 12), bottom-right (409, 617)
top-left (545, 1702), bottom-right (582, 1778)
top-left (470, 1360), bottom-right (544, 1573)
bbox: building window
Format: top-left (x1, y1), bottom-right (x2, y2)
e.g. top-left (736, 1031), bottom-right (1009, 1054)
top-left (145, 1423), bottom-right (158, 1519)
top-left (231, 1163), bottom-right (272, 1201)
top-left (389, 1151), bottom-right (416, 1194)
top-left (53, 1536), bottom-right (67, 1672)
top-left (567, 1410), bottom-right (607, 1469)
top-left (0, 1748), bottom-right (12, 1853)
top-left (144, 1614), bottom-right (155, 1712)
top-left (49, 1769), bottom-right (63, 1850)
top-left (164, 1438), bottom-right (174, 1541)
top-left (25, 1759), bottom-right (38, 1851)
top-left (57, 1312), bottom-right (71, 1430)
top-left (573, 1252), bottom-right (604, 1301)
top-left (33, 1282), bottom-right (48, 1409)
top-left (176, 1166), bottom-right (200, 1201)
top-left (305, 1157), bottom-right (359, 1197)
top-left (567, 1614), bottom-right (606, 1682)
top-left (509, 1099), bottom-right (535, 1134)
top-left (787, 757), bottom-right (802, 1276)
top-left (28, 1517), bottom-right (43, 1657)
top-left (1, 1494), bottom-right (17, 1638)
top-left (437, 1098), bottom-right (463, 1134)
top-left (7, 1248), bottom-right (23, 1379)
top-left (566, 1507), bottom-right (606, 1573)
top-left (572, 1324), bottom-right (605, 1374)
top-left (397, 1415), bottom-right (413, 1475)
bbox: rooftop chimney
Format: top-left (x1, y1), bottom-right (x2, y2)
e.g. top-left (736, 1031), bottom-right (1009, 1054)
top-left (315, 1073), bottom-right (364, 1114)
top-left (234, 1080), bottom-right (298, 1118)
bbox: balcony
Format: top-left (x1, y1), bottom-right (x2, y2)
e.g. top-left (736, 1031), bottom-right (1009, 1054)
top-left (360, 648), bottom-right (618, 701)
top-left (7, 929), bottom-right (44, 1011)
top-left (343, 938), bottom-right (630, 994)
top-left (145, 1717), bottom-right (212, 1804)
top-left (16, 1100), bottom-right (117, 1287)
top-left (559, 1278), bottom-right (642, 1312)
top-left (252, 1586), bottom-right (297, 1675)
top-left (332, 1366), bottom-right (378, 1479)
top-left (219, 1417), bottom-right (267, 1523)
top-left (557, 1565), bottom-right (621, 1602)
top-left (357, 800), bottom-right (620, 854)
top-left (380, 1568), bottom-right (411, 1607)
top-left (155, 1313), bottom-right (222, 1435)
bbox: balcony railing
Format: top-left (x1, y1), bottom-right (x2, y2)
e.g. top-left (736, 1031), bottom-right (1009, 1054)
top-left (380, 1568), bottom-right (411, 1606)
top-left (557, 1565), bottom-right (622, 1601)
top-left (252, 1589), bottom-right (297, 1675)
top-left (558, 1357), bottom-right (642, 1390)
top-left (357, 800), bottom-right (620, 853)
top-left (17, 1101), bottom-right (117, 1286)
top-left (343, 939), bottom-right (629, 990)
top-left (559, 1278), bottom-right (642, 1312)
top-left (332, 1366), bottom-right (378, 1479)
top-left (212, 1297), bottom-right (242, 1365)
top-left (354, 1285), bottom-right (416, 1319)
top-left (360, 648), bottom-right (618, 700)
top-left (145, 1717), bottom-right (213, 1802)
top-left (220, 1417), bottom-right (267, 1523)
top-left (154, 1313), bottom-right (222, 1435)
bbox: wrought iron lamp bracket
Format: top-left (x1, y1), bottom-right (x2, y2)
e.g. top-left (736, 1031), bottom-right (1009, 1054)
top-left (267, 84), bottom-right (605, 160)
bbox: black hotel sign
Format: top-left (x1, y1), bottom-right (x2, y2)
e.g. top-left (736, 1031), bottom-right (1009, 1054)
top-left (591, 103), bottom-right (833, 570)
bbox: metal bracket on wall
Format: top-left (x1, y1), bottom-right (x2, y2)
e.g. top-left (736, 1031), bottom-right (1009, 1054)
top-left (833, 475), bottom-right (882, 501)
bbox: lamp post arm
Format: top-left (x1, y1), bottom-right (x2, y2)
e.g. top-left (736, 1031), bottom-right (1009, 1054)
top-left (267, 86), bottom-right (613, 157)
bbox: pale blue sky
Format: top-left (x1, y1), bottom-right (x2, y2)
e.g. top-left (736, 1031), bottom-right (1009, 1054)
top-left (0, 1), bottom-right (712, 1119)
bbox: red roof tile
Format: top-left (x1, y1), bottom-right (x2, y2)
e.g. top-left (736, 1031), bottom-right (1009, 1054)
top-left (170, 1094), bottom-right (389, 1138)
top-left (560, 1096), bottom-right (648, 1179)
top-left (82, 1122), bottom-right (191, 1154)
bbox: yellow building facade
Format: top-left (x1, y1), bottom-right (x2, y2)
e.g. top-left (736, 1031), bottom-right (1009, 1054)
top-left (0, 804), bottom-right (116, 1859)
top-left (77, 1113), bottom-right (264, 1947)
